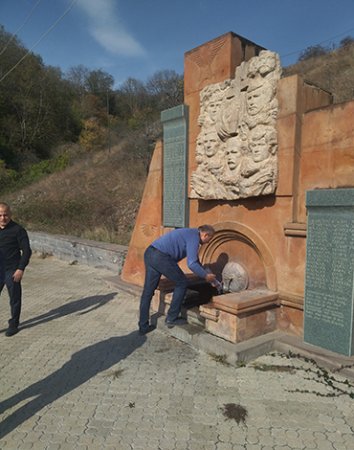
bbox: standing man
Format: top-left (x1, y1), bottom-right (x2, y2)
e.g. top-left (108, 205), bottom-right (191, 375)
top-left (138, 225), bottom-right (216, 335)
top-left (0, 202), bottom-right (32, 337)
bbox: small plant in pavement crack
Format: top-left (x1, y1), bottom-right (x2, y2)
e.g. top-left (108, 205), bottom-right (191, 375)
top-left (220, 403), bottom-right (248, 425)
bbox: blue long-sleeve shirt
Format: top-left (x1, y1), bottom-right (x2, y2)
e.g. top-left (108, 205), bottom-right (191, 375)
top-left (152, 228), bottom-right (207, 279)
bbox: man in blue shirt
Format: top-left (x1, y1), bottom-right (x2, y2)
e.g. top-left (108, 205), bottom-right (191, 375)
top-left (138, 225), bottom-right (216, 335)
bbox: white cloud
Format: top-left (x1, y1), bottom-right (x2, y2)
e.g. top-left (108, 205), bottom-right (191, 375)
top-left (76, 0), bottom-right (146, 57)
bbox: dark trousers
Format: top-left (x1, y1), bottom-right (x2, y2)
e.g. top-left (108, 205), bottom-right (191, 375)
top-left (0, 270), bottom-right (22, 328)
top-left (138, 246), bottom-right (188, 330)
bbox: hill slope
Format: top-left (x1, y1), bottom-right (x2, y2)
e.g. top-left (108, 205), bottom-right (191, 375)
top-left (5, 141), bottom-right (148, 245)
top-left (283, 42), bottom-right (354, 103)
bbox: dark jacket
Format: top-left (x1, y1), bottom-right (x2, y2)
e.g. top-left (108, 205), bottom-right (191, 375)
top-left (0, 249), bottom-right (4, 283)
top-left (0, 220), bottom-right (32, 271)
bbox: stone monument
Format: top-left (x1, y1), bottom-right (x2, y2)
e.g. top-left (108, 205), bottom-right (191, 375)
top-left (121, 31), bottom-right (354, 350)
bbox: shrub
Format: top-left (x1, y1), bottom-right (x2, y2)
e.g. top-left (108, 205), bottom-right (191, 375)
top-left (298, 45), bottom-right (330, 62)
top-left (0, 159), bottom-right (19, 189)
top-left (79, 118), bottom-right (107, 151)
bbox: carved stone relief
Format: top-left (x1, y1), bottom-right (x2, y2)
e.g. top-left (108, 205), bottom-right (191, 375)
top-left (190, 50), bottom-right (282, 200)
top-left (222, 262), bottom-right (249, 293)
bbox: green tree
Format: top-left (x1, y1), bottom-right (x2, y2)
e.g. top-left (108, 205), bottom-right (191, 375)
top-left (0, 26), bottom-right (81, 167)
top-left (66, 66), bottom-right (115, 125)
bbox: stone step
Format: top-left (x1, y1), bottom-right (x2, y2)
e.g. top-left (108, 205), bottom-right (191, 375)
top-left (210, 288), bottom-right (279, 314)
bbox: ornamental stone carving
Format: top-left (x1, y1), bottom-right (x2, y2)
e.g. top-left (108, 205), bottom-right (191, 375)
top-left (190, 50), bottom-right (282, 200)
top-left (222, 262), bottom-right (249, 293)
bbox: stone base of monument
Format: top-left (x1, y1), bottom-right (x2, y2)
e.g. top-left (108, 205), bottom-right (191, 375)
top-left (276, 295), bottom-right (304, 337)
top-left (151, 278), bottom-right (279, 344)
top-left (199, 289), bottom-right (279, 343)
top-left (151, 275), bottom-right (215, 320)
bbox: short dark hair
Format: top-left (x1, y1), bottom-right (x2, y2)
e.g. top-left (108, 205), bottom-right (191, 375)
top-left (0, 202), bottom-right (10, 211)
top-left (198, 224), bottom-right (215, 235)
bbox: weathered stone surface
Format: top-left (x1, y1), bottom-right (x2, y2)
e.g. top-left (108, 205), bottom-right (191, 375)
top-left (190, 50), bottom-right (281, 200)
top-left (221, 261), bottom-right (249, 292)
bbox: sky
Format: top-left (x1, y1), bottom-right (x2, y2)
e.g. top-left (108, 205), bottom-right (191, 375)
top-left (1, 0), bottom-right (354, 88)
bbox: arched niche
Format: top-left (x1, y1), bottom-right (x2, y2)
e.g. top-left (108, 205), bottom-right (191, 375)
top-left (200, 221), bottom-right (277, 291)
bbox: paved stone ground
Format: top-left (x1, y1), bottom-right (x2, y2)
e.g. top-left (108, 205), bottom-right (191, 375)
top-left (1, 254), bottom-right (354, 450)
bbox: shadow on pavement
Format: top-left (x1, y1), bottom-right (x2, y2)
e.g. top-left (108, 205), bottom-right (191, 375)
top-left (19, 292), bottom-right (118, 330)
top-left (0, 331), bottom-right (146, 438)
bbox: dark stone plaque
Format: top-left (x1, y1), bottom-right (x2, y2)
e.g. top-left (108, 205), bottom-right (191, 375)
top-left (304, 189), bottom-right (354, 356)
top-left (161, 105), bottom-right (189, 228)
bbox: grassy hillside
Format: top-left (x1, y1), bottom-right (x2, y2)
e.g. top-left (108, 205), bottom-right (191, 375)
top-left (283, 42), bottom-right (354, 104)
top-left (4, 138), bottom-right (149, 245)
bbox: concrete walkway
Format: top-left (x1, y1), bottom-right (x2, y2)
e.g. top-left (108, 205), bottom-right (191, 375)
top-left (1, 254), bottom-right (354, 450)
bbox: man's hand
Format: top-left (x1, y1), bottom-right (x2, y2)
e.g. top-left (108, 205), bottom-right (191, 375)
top-left (205, 272), bottom-right (216, 284)
top-left (12, 269), bottom-right (24, 283)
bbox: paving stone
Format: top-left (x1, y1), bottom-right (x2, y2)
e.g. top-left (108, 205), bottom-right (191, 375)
top-left (1, 255), bottom-right (354, 450)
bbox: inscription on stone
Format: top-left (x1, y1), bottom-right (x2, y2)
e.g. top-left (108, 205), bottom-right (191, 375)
top-left (161, 105), bottom-right (189, 228)
top-left (304, 189), bottom-right (354, 356)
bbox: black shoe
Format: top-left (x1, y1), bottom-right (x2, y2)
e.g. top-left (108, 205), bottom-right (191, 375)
top-left (165, 318), bottom-right (187, 328)
top-left (138, 324), bottom-right (156, 336)
top-left (5, 327), bottom-right (19, 337)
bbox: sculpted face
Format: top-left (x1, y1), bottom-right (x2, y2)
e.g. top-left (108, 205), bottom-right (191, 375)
top-left (225, 136), bottom-right (243, 170)
top-left (250, 133), bottom-right (270, 163)
top-left (205, 98), bottom-right (221, 122)
top-left (258, 53), bottom-right (277, 76)
top-left (246, 84), bottom-right (273, 116)
top-left (249, 125), bottom-right (276, 163)
top-left (203, 129), bottom-right (219, 157)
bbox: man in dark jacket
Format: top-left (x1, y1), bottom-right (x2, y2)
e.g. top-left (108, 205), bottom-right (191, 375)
top-left (0, 249), bottom-right (4, 284)
top-left (0, 202), bottom-right (32, 336)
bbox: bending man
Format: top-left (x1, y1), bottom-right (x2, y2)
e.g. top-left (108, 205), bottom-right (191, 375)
top-left (138, 225), bottom-right (216, 335)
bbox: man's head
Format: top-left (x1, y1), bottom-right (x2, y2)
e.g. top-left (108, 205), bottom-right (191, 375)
top-left (0, 202), bottom-right (11, 229)
top-left (198, 224), bottom-right (215, 244)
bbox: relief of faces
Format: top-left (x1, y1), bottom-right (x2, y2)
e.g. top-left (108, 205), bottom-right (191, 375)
top-left (246, 84), bottom-right (274, 116)
top-left (249, 126), bottom-right (275, 163)
top-left (225, 135), bottom-right (243, 170)
top-left (248, 51), bottom-right (277, 78)
top-left (203, 129), bottom-right (220, 157)
top-left (250, 138), bottom-right (269, 163)
top-left (205, 98), bottom-right (221, 123)
top-left (257, 52), bottom-right (277, 77)
top-left (208, 159), bottom-right (224, 178)
top-left (195, 136), bottom-right (204, 164)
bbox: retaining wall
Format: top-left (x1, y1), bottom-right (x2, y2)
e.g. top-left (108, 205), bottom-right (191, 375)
top-left (28, 231), bottom-right (127, 274)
